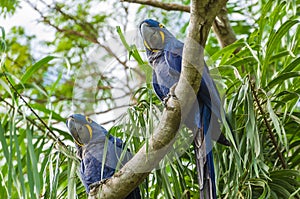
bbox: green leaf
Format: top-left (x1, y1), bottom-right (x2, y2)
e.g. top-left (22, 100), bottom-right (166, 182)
top-left (67, 159), bottom-right (77, 199)
top-left (21, 56), bottom-right (57, 83)
top-left (281, 57), bottom-right (300, 73)
top-left (0, 170), bottom-right (8, 198)
top-left (0, 26), bottom-right (6, 52)
top-left (210, 39), bottom-right (245, 63)
top-left (0, 26), bottom-right (5, 40)
top-left (26, 127), bottom-right (40, 199)
top-left (265, 19), bottom-right (299, 64)
top-left (0, 78), bottom-right (13, 98)
top-left (269, 183), bottom-right (291, 198)
top-left (225, 56), bottom-right (256, 67)
top-left (116, 26), bottom-right (145, 65)
top-left (29, 103), bottom-right (65, 121)
top-left (26, 146), bottom-right (36, 199)
top-left (49, 153), bottom-right (61, 199)
top-left (13, 121), bottom-right (26, 198)
top-left (268, 2), bottom-right (286, 31)
top-left (0, 121), bottom-right (9, 162)
top-left (267, 71), bottom-right (300, 89)
top-left (257, 0), bottom-right (273, 44)
top-left (270, 50), bottom-right (289, 61)
top-left (270, 170), bottom-right (300, 178)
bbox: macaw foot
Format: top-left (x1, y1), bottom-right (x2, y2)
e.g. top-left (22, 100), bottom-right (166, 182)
top-left (89, 179), bottom-right (108, 193)
top-left (163, 83), bottom-right (178, 107)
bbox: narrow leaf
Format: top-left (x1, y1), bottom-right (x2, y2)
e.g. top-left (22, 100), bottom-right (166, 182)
top-left (21, 56), bottom-right (56, 83)
top-left (267, 71), bottom-right (300, 89)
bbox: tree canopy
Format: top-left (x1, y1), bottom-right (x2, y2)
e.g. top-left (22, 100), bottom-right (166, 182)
top-left (0, 0), bottom-right (299, 198)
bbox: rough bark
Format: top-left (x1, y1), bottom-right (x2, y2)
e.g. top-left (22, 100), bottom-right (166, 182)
top-left (212, 7), bottom-right (237, 48)
top-left (89, 97), bottom-right (182, 198)
top-left (89, 0), bottom-right (228, 198)
top-left (121, 0), bottom-right (190, 12)
top-left (121, 0), bottom-right (236, 48)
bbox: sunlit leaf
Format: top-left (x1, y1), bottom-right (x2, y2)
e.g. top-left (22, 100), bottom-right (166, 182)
top-left (21, 56), bottom-right (57, 84)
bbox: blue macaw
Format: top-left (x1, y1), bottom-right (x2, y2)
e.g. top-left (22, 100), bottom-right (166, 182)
top-left (66, 114), bottom-right (141, 199)
top-left (139, 19), bottom-right (232, 198)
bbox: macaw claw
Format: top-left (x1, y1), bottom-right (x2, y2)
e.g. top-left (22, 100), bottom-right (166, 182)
top-left (89, 179), bottom-right (108, 192)
top-left (163, 83), bottom-right (178, 107)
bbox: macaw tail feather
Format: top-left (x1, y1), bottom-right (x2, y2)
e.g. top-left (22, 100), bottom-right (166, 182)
top-left (194, 128), bottom-right (217, 199)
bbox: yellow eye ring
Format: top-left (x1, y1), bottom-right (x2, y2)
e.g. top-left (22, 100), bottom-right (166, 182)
top-left (159, 23), bottom-right (164, 28)
top-left (85, 116), bottom-right (93, 123)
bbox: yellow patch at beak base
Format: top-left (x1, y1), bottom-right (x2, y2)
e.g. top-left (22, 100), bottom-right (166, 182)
top-left (144, 40), bottom-right (151, 51)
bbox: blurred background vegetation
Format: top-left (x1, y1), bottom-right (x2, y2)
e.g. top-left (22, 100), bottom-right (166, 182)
top-left (0, 0), bottom-right (299, 198)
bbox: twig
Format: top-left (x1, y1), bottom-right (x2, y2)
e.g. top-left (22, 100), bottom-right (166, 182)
top-left (26, 0), bottom-right (146, 80)
top-left (92, 104), bottom-right (132, 115)
top-left (91, 0), bottom-right (228, 198)
top-left (249, 78), bottom-right (287, 169)
top-left (23, 92), bottom-right (131, 104)
top-left (212, 7), bottom-right (237, 48)
top-left (1, 70), bottom-right (68, 149)
top-left (122, 0), bottom-right (238, 49)
top-left (0, 96), bottom-right (67, 146)
top-left (121, 0), bottom-right (190, 12)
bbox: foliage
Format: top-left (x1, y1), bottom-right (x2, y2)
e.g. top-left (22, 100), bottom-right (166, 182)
top-left (0, 0), bottom-right (299, 198)
top-left (0, 0), bottom-right (19, 18)
top-left (210, 1), bottom-right (300, 197)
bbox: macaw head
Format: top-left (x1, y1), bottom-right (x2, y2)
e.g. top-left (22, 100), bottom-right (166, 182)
top-left (139, 19), bottom-right (176, 52)
top-left (66, 114), bottom-right (107, 146)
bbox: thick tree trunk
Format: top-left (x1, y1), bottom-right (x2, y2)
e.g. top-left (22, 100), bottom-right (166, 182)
top-left (89, 0), bottom-right (228, 198)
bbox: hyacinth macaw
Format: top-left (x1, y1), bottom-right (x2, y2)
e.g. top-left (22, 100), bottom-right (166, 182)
top-left (139, 19), bottom-right (232, 199)
top-left (66, 114), bottom-right (141, 199)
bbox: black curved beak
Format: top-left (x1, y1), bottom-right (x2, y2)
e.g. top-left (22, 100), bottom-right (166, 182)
top-left (66, 116), bottom-right (83, 146)
top-left (139, 21), bottom-right (149, 38)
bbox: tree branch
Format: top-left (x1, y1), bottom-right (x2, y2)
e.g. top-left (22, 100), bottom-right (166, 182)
top-left (0, 96), bottom-right (65, 148)
top-left (249, 78), bottom-right (287, 169)
top-left (1, 71), bottom-right (68, 149)
top-left (212, 7), bottom-right (237, 48)
top-left (121, 0), bottom-right (236, 48)
top-left (121, 0), bottom-right (190, 12)
top-left (25, 0), bottom-right (146, 80)
top-left (90, 0), bottom-right (228, 198)
top-left (90, 97), bottom-right (181, 198)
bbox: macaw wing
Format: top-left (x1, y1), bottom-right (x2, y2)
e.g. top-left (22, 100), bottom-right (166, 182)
top-left (80, 154), bottom-right (115, 193)
top-left (152, 70), bottom-right (167, 101)
top-left (199, 66), bottom-right (232, 145)
top-left (163, 43), bottom-right (222, 125)
top-left (164, 51), bottom-right (182, 74)
top-left (164, 40), bottom-right (222, 118)
top-left (199, 66), bottom-right (223, 119)
top-left (164, 41), bottom-right (183, 73)
top-left (108, 135), bottom-right (124, 149)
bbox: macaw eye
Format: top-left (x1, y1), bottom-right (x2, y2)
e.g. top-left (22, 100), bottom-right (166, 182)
top-left (85, 116), bottom-right (92, 123)
top-left (159, 23), bottom-right (164, 28)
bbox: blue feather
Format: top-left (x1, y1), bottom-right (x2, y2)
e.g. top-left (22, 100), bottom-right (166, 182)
top-left (66, 114), bottom-right (141, 198)
top-left (140, 19), bottom-right (232, 199)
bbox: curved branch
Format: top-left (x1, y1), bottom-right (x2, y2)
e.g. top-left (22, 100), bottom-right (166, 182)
top-left (212, 7), bottom-right (237, 48)
top-left (25, 0), bottom-right (146, 81)
top-left (1, 72), bottom-right (68, 149)
top-left (91, 0), bottom-right (228, 198)
top-left (0, 96), bottom-right (63, 145)
top-left (121, 0), bottom-right (236, 48)
top-left (121, 0), bottom-right (190, 12)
